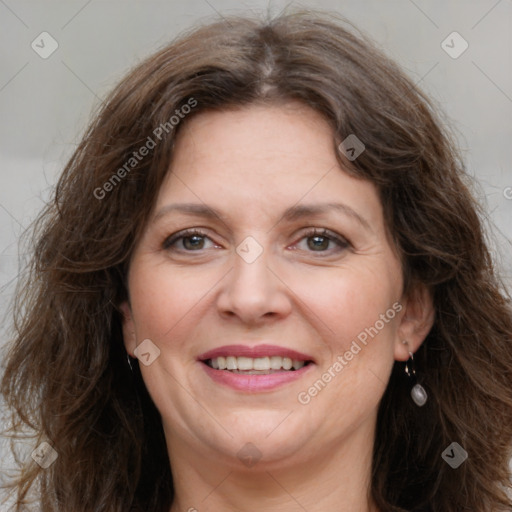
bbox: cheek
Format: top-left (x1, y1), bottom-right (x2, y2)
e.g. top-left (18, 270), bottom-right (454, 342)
top-left (128, 246), bottom-right (402, 356)
top-left (298, 268), bottom-right (400, 420)
top-left (128, 259), bottom-right (216, 343)
top-left (288, 263), bottom-right (400, 348)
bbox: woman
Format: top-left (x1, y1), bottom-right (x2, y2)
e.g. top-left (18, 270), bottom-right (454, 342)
top-left (1, 10), bottom-right (511, 512)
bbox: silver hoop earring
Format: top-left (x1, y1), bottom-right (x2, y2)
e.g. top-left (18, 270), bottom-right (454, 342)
top-left (404, 346), bottom-right (428, 407)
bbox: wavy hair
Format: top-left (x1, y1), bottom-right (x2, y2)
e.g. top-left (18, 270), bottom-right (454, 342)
top-left (1, 10), bottom-right (511, 512)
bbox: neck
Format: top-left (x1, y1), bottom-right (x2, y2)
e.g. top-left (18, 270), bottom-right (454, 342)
top-left (167, 423), bottom-right (379, 512)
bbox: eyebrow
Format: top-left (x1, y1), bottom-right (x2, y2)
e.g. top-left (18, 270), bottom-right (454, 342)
top-left (153, 202), bottom-right (371, 231)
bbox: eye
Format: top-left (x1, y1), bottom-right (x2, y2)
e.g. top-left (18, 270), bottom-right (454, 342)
top-left (163, 229), bottom-right (218, 252)
top-left (162, 227), bottom-right (350, 255)
top-left (293, 228), bottom-right (350, 254)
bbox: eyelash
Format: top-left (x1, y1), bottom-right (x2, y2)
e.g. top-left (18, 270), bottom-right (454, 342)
top-left (162, 227), bottom-right (350, 255)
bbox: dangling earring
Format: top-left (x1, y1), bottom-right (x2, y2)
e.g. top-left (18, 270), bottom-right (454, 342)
top-left (126, 330), bottom-right (136, 372)
top-left (127, 353), bottom-right (135, 372)
top-left (403, 341), bottom-right (428, 407)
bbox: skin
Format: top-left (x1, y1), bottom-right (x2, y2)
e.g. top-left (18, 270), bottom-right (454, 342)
top-left (120, 102), bottom-right (434, 512)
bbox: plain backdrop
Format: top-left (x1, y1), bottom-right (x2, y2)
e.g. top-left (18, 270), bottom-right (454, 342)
top-left (1, 0), bottom-right (511, 503)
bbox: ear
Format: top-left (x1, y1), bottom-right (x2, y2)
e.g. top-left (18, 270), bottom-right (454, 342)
top-left (119, 301), bottom-right (137, 357)
top-left (394, 282), bottom-right (435, 361)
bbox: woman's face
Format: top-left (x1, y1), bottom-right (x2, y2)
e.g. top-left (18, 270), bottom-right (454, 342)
top-left (121, 102), bottom-right (420, 470)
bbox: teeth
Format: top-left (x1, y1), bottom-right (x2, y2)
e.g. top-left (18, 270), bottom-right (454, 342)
top-left (292, 359), bottom-right (304, 370)
top-left (207, 355), bottom-right (307, 371)
top-left (237, 357), bottom-right (253, 370)
top-left (253, 357), bottom-right (269, 370)
top-left (270, 356), bottom-right (282, 370)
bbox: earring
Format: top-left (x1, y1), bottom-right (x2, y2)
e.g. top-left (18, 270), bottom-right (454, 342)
top-left (403, 342), bottom-right (428, 407)
top-left (126, 330), bottom-right (136, 372)
top-left (127, 353), bottom-right (135, 372)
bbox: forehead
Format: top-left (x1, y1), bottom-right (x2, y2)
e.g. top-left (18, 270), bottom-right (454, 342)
top-left (153, 103), bottom-right (383, 231)
top-left (173, 103), bottom-right (332, 171)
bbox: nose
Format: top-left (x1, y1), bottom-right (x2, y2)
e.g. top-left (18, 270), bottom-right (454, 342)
top-left (216, 239), bottom-right (292, 326)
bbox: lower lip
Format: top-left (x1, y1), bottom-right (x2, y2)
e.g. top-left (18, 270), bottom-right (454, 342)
top-left (200, 362), bottom-right (314, 391)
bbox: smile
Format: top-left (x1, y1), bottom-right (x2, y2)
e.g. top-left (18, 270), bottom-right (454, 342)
top-left (205, 356), bottom-right (308, 372)
top-left (198, 344), bottom-right (315, 391)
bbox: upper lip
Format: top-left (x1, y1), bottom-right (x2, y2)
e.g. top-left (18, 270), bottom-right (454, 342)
top-left (198, 344), bottom-right (315, 363)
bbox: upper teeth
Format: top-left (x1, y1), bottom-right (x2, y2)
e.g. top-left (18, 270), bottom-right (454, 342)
top-left (209, 356), bottom-right (306, 371)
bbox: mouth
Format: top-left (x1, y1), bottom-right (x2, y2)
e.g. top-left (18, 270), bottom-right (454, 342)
top-left (198, 344), bottom-right (315, 391)
top-left (203, 355), bottom-right (313, 374)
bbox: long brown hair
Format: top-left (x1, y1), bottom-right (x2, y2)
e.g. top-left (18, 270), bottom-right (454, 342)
top-left (1, 10), bottom-right (511, 512)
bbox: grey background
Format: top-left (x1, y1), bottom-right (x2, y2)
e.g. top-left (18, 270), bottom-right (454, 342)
top-left (1, 0), bottom-right (511, 506)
